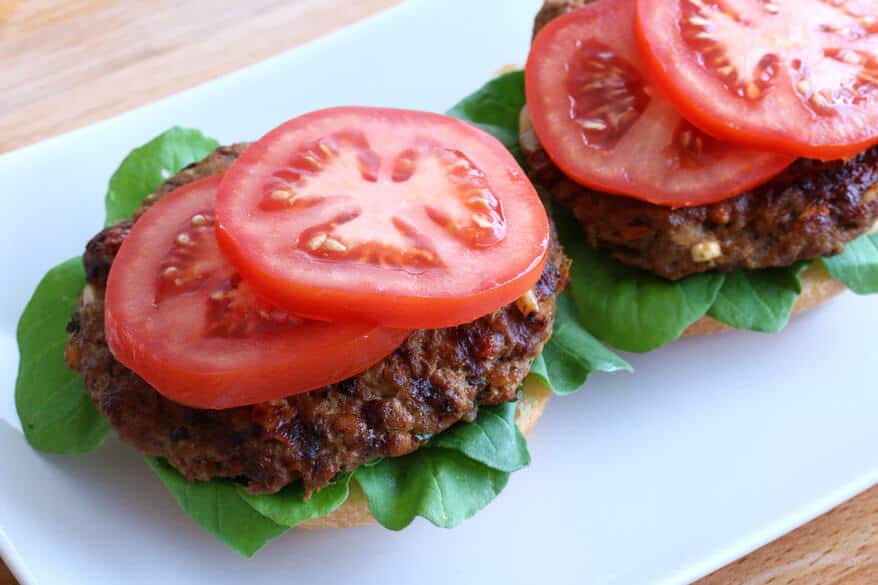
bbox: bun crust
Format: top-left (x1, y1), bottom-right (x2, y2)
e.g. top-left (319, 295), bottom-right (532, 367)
top-left (683, 262), bottom-right (846, 337)
top-left (298, 377), bottom-right (552, 530)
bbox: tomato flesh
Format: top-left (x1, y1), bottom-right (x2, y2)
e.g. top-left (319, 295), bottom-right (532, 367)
top-left (216, 107), bottom-right (549, 329)
top-left (636, 0), bottom-right (878, 160)
top-left (526, 0), bottom-right (793, 207)
top-left (105, 175), bottom-right (409, 409)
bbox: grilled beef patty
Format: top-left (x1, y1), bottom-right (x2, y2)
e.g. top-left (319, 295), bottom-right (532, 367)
top-left (528, 0), bottom-right (878, 281)
top-left (65, 145), bottom-right (569, 494)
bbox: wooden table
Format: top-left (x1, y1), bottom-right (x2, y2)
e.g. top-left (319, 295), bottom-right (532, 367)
top-left (2, 1), bottom-right (877, 583)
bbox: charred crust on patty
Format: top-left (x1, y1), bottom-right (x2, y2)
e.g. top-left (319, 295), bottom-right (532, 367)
top-left (527, 0), bottom-right (878, 281)
top-left (528, 147), bottom-right (878, 280)
top-left (66, 144), bottom-right (568, 495)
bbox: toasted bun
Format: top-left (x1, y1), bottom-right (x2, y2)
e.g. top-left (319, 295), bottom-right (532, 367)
top-left (519, 106), bottom-right (848, 338)
top-left (683, 262), bottom-right (846, 336)
top-left (297, 377), bottom-right (552, 530)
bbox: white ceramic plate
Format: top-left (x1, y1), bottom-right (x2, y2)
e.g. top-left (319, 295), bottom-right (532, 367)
top-left (2, 1), bottom-right (877, 583)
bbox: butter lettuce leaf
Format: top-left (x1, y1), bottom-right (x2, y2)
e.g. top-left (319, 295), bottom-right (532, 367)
top-left (427, 402), bottom-right (529, 472)
top-left (355, 449), bottom-right (509, 531)
top-left (146, 458), bottom-right (287, 557)
top-left (18, 128), bottom-right (220, 454)
top-left (15, 257), bottom-right (109, 453)
top-left (823, 234), bottom-right (878, 294)
top-left (355, 398), bottom-right (527, 530)
top-left (104, 127), bottom-right (219, 225)
top-left (447, 70), bottom-right (527, 159)
top-left (530, 292), bottom-right (632, 394)
top-left (708, 265), bottom-right (807, 333)
top-left (556, 209), bottom-right (725, 352)
top-left (239, 475), bottom-right (352, 528)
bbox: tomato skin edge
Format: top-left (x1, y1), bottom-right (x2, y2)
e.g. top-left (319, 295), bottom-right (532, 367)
top-left (105, 302), bottom-right (411, 409)
top-left (634, 0), bottom-right (878, 162)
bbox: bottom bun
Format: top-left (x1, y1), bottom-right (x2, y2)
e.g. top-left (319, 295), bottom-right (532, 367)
top-left (298, 376), bottom-right (552, 530)
top-left (684, 262), bottom-right (847, 337)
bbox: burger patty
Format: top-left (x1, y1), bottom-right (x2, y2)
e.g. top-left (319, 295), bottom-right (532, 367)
top-left (65, 145), bottom-right (569, 495)
top-left (528, 0), bottom-right (878, 281)
top-left (528, 147), bottom-right (878, 280)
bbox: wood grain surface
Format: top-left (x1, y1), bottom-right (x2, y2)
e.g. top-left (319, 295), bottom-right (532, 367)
top-left (1, 1), bottom-right (876, 584)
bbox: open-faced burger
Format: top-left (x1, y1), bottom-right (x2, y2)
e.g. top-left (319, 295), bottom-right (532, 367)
top-left (522, 0), bottom-right (878, 351)
top-left (27, 104), bottom-right (576, 552)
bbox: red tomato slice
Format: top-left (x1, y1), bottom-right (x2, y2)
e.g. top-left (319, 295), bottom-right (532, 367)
top-left (105, 175), bottom-right (409, 409)
top-left (215, 107), bottom-right (549, 329)
top-left (636, 0), bottom-right (878, 160)
top-left (525, 0), bottom-right (793, 207)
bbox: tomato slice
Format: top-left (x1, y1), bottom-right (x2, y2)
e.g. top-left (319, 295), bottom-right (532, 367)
top-left (215, 107), bottom-right (549, 329)
top-left (636, 0), bottom-right (878, 160)
top-left (105, 175), bottom-right (409, 409)
top-left (525, 0), bottom-right (793, 207)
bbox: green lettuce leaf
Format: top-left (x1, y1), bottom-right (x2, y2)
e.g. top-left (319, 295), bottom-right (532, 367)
top-left (447, 70), bottom-right (527, 159)
top-left (427, 402), bottom-right (529, 472)
top-left (823, 233), bottom-right (878, 294)
top-left (145, 457), bottom-right (287, 557)
top-left (15, 257), bottom-right (109, 453)
top-left (104, 127), bottom-right (219, 225)
top-left (530, 292), bottom-right (632, 394)
top-left (708, 265), bottom-right (807, 333)
top-left (18, 129), bottom-right (221, 455)
top-left (354, 449), bottom-right (509, 531)
top-left (238, 475), bottom-right (351, 528)
top-left (354, 398), bottom-right (526, 530)
top-left (568, 248), bottom-right (724, 353)
top-left (556, 210), bottom-right (725, 352)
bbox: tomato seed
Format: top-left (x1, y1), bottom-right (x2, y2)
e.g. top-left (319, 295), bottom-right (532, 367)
top-left (307, 233), bottom-right (328, 250)
top-left (580, 119), bottom-right (608, 131)
top-left (472, 214), bottom-right (493, 228)
top-left (322, 238), bottom-right (347, 253)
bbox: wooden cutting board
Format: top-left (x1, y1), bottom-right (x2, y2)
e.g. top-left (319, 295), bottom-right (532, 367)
top-left (2, 1), bottom-right (877, 583)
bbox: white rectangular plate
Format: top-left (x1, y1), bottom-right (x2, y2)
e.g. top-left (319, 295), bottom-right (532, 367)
top-left (2, 1), bottom-right (877, 583)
